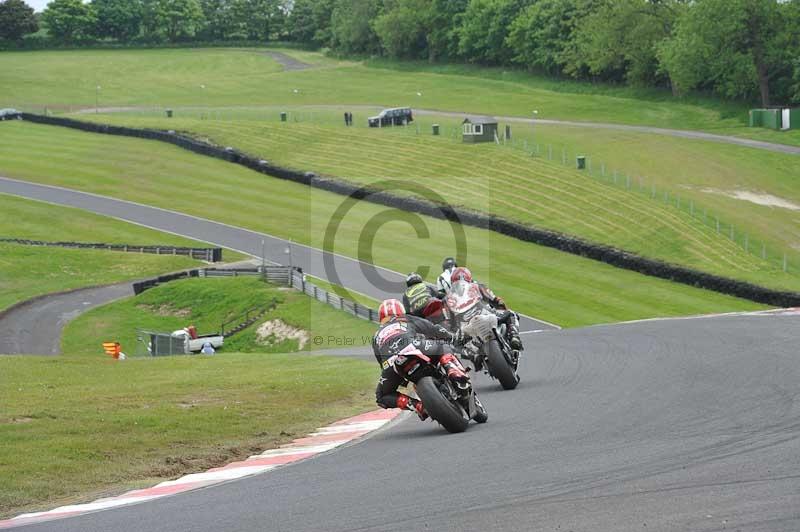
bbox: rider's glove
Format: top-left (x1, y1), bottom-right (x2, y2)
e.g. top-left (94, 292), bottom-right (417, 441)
top-left (494, 297), bottom-right (507, 310)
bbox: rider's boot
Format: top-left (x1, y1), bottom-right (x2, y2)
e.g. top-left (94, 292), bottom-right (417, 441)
top-left (440, 353), bottom-right (470, 385)
top-left (397, 394), bottom-right (428, 420)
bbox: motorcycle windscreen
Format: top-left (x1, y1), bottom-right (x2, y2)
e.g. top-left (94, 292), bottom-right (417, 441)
top-left (446, 280), bottom-right (482, 315)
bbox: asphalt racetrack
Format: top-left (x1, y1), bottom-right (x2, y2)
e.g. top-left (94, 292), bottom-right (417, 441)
top-left (2, 177), bottom-right (798, 531)
top-left (13, 313), bottom-right (800, 531)
top-left (0, 176), bottom-right (556, 336)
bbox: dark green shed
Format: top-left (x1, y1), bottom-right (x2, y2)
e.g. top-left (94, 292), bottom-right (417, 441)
top-left (462, 117), bottom-right (498, 143)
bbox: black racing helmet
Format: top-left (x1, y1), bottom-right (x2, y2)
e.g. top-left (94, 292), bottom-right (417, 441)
top-left (442, 257), bottom-right (457, 271)
top-left (406, 272), bottom-right (423, 287)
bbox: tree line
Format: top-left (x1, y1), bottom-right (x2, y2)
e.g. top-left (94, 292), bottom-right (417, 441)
top-left (1, 0), bottom-right (799, 106)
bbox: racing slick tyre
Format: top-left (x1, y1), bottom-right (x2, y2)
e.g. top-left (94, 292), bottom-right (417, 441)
top-left (485, 339), bottom-right (519, 390)
top-left (416, 376), bottom-right (469, 433)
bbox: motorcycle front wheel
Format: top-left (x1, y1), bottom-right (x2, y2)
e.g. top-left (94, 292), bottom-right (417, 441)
top-left (415, 376), bottom-right (469, 433)
top-left (485, 339), bottom-right (519, 390)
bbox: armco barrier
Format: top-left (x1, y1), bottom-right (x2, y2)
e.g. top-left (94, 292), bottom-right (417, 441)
top-left (18, 113), bottom-right (800, 308)
top-left (0, 237), bottom-right (222, 262)
top-left (136, 265), bottom-right (378, 322)
top-left (133, 269), bottom-right (199, 295)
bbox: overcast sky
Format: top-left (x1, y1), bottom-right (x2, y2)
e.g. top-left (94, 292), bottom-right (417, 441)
top-left (27, 0), bottom-right (51, 12)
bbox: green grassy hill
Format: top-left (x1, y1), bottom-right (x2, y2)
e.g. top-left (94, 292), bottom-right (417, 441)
top-left (62, 277), bottom-right (376, 356)
top-left (3, 47), bottom-right (799, 145)
top-left (67, 113), bottom-right (800, 292)
top-left (0, 194), bottom-right (231, 312)
top-left (1, 349), bottom-right (375, 519)
top-left (0, 121), bottom-right (766, 327)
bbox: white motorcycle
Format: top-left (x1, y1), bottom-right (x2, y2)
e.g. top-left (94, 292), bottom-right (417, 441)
top-left (445, 280), bottom-right (520, 390)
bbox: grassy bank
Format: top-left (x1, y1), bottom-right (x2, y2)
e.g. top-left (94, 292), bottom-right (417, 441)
top-left (0, 121), bottom-right (767, 326)
top-left (65, 114), bottom-right (800, 292)
top-left (62, 277), bottom-right (377, 356)
top-left (0, 193), bottom-right (249, 313)
top-left (0, 244), bottom-right (198, 313)
top-left (0, 352), bottom-right (375, 518)
top-left (3, 47), bottom-right (798, 145)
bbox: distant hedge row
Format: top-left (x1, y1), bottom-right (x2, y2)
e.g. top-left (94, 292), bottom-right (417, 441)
top-left (20, 112), bottom-right (800, 308)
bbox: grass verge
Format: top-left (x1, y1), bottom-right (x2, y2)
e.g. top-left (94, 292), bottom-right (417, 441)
top-left (0, 193), bottom-right (248, 313)
top-left (0, 243), bottom-right (198, 313)
top-left (0, 121), bottom-right (768, 326)
top-left (62, 277), bottom-right (377, 356)
top-left (4, 47), bottom-right (800, 147)
top-left (66, 113), bottom-right (800, 292)
top-left (0, 352), bottom-right (375, 519)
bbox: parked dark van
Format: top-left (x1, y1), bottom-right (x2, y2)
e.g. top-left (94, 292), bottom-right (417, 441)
top-left (368, 107), bottom-right (413, 127)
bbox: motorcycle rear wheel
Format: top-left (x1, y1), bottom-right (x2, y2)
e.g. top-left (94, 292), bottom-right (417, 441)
top-left (416, 376), bottom-right (469, 433)
top-left (485, 339), bottom-right (519, 390)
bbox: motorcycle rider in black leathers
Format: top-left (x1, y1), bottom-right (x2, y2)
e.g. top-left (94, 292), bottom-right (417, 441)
top-left (372, 299), bottom-right (468, 419)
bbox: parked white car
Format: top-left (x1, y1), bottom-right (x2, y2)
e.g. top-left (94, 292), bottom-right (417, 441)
top-left (0, 108), bottom-right (21, 120)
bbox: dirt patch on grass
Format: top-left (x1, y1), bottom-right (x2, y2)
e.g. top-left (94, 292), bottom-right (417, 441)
top-left (137, 303), bottom-right (191, 318)
top-left (149, 443), bottom-right (269, 479)
top-left (256, 319), bottom-right (309, 350)
top-left (699, 188), bottom-right (800, 211)
top-left (0, 417), bottom-right (34, 425)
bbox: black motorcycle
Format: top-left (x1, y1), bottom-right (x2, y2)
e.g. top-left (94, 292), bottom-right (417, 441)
top-left (392, 344), bottom-right (487, 433)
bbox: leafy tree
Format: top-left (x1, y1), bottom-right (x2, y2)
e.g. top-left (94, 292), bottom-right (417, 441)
top-left (156, 0), bottom-right (205, 42)
top-left (330, 0), bottom-right (381, 54)
top-left (506, 0), bottom-right (585, 75)
top-left (309, 0), bottom-right (335, 46)
top-left (426, 0), bottom-right (469, 61)
top-left (286, 0), bottom-right (315, 42)
top-left (231, 0), bottom-right (285, 41)
top-left (41, 0), bottom-right (96, 43)
top-left (287, 0), bottom-right (335, 46)
top-left (198, 0), bottom-right (233, 40)
top-left (658, 0), bottom-right (787, 105)
top-left (140, 0), bottom-right (163, 40)
top-left (570, 0), bottom-right (683, 85)
top-left (372, 0), bottom-right (431, 59)
top-left (0, 0), bottom-right (38, 42)
top-left (457, 0), bottom-right (531, 65)
top-left (91, 0), bottom-right (142, 42)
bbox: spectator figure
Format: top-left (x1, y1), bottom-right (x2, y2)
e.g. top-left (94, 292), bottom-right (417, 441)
top-left (201, 342), bottom-right (215, 355)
